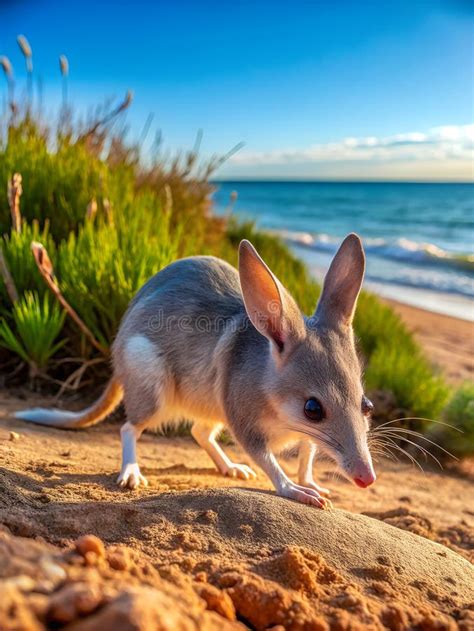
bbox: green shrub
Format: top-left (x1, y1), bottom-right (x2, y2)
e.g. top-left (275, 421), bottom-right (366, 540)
top-left (354, 291), bottom-right (416, 359)
top-left (56, 197), bottom-right (180, 348)
top-left (0, 291), bottom-right (66, 375)
top-left (0, 221), bottom-right (55, 305)
top-left (364, 344), bottom-right (450, 421)
top-left (0, 121), bottom-right (111, 240)
top-left (427, 383), bottom-right (474, 458)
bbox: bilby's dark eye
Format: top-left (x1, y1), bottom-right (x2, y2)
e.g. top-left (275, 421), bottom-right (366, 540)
top-left (304, 398), bottom-right (325, 422)
top-left (362, 395), bottom-right (374, 416)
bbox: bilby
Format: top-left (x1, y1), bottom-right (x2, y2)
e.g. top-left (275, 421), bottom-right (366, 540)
top-left (16, 233), bottom-right (376, 507)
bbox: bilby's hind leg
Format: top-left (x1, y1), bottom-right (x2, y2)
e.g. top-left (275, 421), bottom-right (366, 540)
top-left (191, 422), bottom-right (257, 480)
top-left (115, 335), bottom-right (167, 490)
top-left (298, 439), bottom-right (331, 496)
top-left (117, 421), bottom-right (149, 489)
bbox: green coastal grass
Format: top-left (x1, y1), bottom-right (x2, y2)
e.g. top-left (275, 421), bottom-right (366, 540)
top-left (0, 110), bottom-right (466, 449)
top-left (0, 291), bottom-right (66, 374)
top-left (429, 383), bottom-right (474, 458)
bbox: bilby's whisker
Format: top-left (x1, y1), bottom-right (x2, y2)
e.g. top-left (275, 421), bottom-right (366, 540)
top-left (375, 416), bottom-right (462, 433)
top-left (372, 426), bottom-right (457, 461)
top-left (287, 424), bottom-right (343, 454)
top-left (378, 435), bottom-right (426, 473)
top-left (368, 438), bottom-right (400, 463)
top-left (374, 430), bottom-right (443, 469)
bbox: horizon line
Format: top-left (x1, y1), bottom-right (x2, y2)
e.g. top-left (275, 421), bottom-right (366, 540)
top-left (212, 177), bottom-right (474, 185)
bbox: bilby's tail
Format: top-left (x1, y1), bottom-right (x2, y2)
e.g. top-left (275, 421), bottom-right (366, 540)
top-left (15, 379), bottom-right (123, 429)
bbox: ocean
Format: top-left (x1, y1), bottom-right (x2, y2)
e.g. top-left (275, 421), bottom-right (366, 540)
top-left (212, 181), bottom-right (474, 321)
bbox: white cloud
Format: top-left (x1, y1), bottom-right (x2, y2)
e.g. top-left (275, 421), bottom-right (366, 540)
top-left (228, 125), bottom-right (474, 174)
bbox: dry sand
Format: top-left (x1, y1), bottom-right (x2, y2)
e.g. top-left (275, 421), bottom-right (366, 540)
top-left (385, 299), bottom-right (474, 383)
top-left (0, 386), bottom-right (473, 630)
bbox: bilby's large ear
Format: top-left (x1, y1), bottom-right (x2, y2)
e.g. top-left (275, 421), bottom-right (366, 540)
top-left (314, 233), bottom-right (365, 328)
top-left (239, 240), bottom-right (305, 355)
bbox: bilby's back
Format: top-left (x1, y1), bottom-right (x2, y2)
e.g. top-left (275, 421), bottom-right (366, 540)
top-left (112, 255), bottom-right (259, 429)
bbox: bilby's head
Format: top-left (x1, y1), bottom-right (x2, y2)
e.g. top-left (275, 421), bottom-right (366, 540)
top-left (239, 234), bottom-right (376, 488)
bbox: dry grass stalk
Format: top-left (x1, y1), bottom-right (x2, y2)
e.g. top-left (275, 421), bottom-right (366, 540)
top-left (0, 56), bottom-right (13, 78)
top-left (163, 184), bottom-right (173, 216)
top-left (0, 246), bottom-right (19, 304)
top-left (17, 35), bottom-right (33, 73)
top-left (86, 198), bottom-right (98, 221)
top-left (31, 242), bottom-right (108, 356)
top-left (17, 35), bottom-right (32, 58)
top-left (103, 198), bottom-right (114, 227)
top-left (78, 91), bottom-right (134, 141)
top-left (226, 190), bottom-right (238, 218)
top-left (8, 173), bottom-right (23, 233)
top-left (59, 55), bottom-right (69, 107)
top-left (59, 55), bottom-right (69, 77)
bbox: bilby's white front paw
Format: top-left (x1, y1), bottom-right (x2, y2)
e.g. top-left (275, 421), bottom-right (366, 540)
top-left (279, 482), bottom-right (332, 509)
top-left (299, 478), bottom-right (331, 497)
top-left (220, 463), bottom-right (257, 480)
top-left (117, 463), bottom-right (148, 489)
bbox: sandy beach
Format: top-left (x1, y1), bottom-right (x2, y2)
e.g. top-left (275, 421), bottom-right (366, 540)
top-left (385, 299), bottom-right (474, 383)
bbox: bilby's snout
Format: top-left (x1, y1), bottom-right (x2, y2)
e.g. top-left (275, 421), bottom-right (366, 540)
top-left (352, 461), bottom-right (376, 488)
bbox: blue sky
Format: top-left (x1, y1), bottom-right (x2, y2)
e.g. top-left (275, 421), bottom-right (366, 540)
top-left (0, 0), bottom-right (472, 180)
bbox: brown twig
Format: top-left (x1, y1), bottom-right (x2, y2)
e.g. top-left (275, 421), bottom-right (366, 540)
top-left (0, 245), bottom-right (19, 303)
top-left (7, 173), bottom-right (22, 233)
top-left (31, 241), bottom-right (109, 356)
top-left (52, 357), bottom-right (105, 400)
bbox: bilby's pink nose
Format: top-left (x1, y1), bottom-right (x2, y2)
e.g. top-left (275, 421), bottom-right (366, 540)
top-left (353, 467), bottom-right (376, 488)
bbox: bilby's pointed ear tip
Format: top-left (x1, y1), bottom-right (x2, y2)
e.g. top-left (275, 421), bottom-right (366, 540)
top-left (343, 232), bottom-right (363, 248)
top-left (239, 239), bottom-right (262, 266)
top-left (341, 233), bottom-right (365, 261)
top-left (238, 239), bottom-right (253, 256)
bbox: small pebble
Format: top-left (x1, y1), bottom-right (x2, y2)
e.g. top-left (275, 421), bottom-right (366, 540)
top-left (107, 549), bottom-right (131, 571)
top-left (39, 557), bottom-right (67, 584)
top-left (75, 534), bottom-right (106, 559)
top-left (9, 431), bottom-right (20, 441)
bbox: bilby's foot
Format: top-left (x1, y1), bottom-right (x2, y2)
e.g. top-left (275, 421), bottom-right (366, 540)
top-left (299, 478), bottom-right (331, 497)
top-left (117, 463), bottom-right (148, 489)
top-left (279, 481), bottom-right (332, 509)
top-left (219, 462), bottom-right (257, 480)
